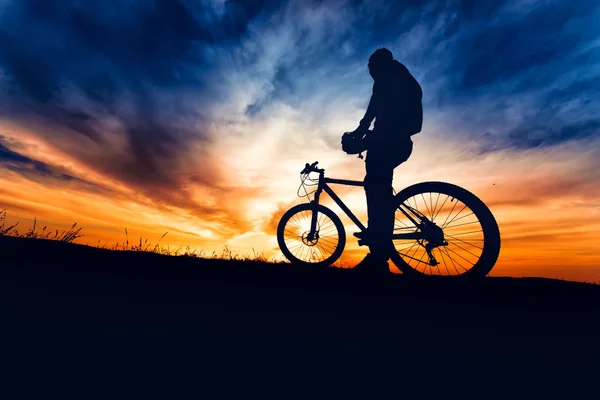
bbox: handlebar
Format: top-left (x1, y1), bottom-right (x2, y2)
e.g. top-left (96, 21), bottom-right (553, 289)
top-left (300, 161), bottom-right (324, 174)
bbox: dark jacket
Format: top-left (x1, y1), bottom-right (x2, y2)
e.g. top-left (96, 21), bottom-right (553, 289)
top-left (358, 60), bottom-right (423, 141)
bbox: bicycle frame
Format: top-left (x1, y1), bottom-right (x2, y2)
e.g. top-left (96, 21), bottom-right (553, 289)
top-left (307, 171), bottom-right (428, 241)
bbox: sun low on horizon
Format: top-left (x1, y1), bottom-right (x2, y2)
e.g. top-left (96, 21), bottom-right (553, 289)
top-left (1, 0), bottom-right (599, 282)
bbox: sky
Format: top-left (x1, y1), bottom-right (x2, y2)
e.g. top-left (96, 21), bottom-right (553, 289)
top-left (1, 0), bottom-right (599, 281)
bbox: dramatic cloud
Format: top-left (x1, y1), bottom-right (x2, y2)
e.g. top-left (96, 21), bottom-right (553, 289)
top-left (0, 137), bottom-right (91, 185)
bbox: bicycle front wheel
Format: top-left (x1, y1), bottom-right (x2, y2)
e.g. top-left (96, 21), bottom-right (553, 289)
top-left (389, 181), bottom-right (501, 278)
top-left (277, 203), bottom-right (346, 268)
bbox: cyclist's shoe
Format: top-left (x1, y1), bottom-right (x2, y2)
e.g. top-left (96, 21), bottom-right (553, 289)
top-left (353, 229), bottom-right (368, 239)
top-left (354, 229), bottom-right (370, 246)
top-left (352, 253), bottom-right (390, 275)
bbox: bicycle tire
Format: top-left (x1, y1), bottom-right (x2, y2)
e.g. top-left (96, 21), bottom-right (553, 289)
top-left (277, 203), bottom-right (346, 268)
top-left (389, 181), bottom-right (501, 278)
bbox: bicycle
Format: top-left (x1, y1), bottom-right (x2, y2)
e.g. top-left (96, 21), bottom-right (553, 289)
top-left (276, 161), bottom-right (501, 278)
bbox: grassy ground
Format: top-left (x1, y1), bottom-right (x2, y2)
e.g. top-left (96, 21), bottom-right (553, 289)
top-left (1, 208), bottom-right (273, 260)
top-left (1, 234), bottom-right (600, 396)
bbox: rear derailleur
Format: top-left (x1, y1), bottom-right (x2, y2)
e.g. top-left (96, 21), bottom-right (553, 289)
top-left (421, 221), bottom-right (448, 266)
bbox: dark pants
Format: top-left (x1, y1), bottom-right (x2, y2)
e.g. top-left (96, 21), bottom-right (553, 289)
top-left (364, 134), bottom-right (413, 261)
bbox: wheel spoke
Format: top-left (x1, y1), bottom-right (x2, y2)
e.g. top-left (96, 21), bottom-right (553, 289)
top-left (416, 248), bottom-right (428, 270)
top-left (421, 193), bottom-right (432, 219)
top-left (444, 220), bottom-right (480, 230)
top-left (442, 212), bottom-right (475, 227)
top-left (445, 235), bottom-right (483, 250)
top-left (409, 241), bottom-right (422, 261)
top-left (318, 237), bottom-right (338, 247)
top-left (288, 243), bottom-right (304, 253)
top-left (431, 193), bottom-right (442, 222)
top-left (441, 200), bottom-right (459, 228)
top-left (444, 245), bottom-right (476, 267)
top-left (442, 204), bottom-right (468, 229)
top-left (438, 248), bottom-right (450, 275)
top-left (446, 240), bottom-right (482, 260)
top-left (315, 243), bottom-right (328, 260)
top-left (398, 241), bottom-right (418, 258)
top-left (432, 195), bottom-right (449, 222)
top-left (395, 217), bottom-right (412, 229)
top-left (395, 242), bottom-right (419, 251)
top-left (441, 246), bottom-right (468, 272)
top-left (291, 213), bottom-right (303, 230)
top-left (445, 230), bottom-right (483, 238)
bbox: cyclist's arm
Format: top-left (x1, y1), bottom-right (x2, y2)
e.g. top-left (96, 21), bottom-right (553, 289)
top-left (357, 85), bottom-right (376, 134)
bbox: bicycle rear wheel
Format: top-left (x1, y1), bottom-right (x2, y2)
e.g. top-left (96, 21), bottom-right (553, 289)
top-left (277, 203), bottom-right (346, 268)
top-left (389, 181), bottom-right (501, 278)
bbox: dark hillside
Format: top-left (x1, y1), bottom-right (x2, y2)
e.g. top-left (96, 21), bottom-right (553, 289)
top-left (1, 236), bottom-right (599, 396)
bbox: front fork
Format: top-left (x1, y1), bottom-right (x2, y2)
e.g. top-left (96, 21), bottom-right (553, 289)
top-left (307, 185), bottom-right (323, 241)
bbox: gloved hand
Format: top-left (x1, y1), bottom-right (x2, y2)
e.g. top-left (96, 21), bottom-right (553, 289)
top-left (341, 130), bottom-right (368, 155)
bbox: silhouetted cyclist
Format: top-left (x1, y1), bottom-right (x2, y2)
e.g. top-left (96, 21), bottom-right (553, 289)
top-left (343, 48), bottom-right (423, 274)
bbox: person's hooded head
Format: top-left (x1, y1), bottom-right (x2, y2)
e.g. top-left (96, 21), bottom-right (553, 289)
top-left (368, 48), bottom-right (394, 81)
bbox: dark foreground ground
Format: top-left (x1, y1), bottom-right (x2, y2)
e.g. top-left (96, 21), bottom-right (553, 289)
top-left (1, 236), bottom-right (599, 396)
